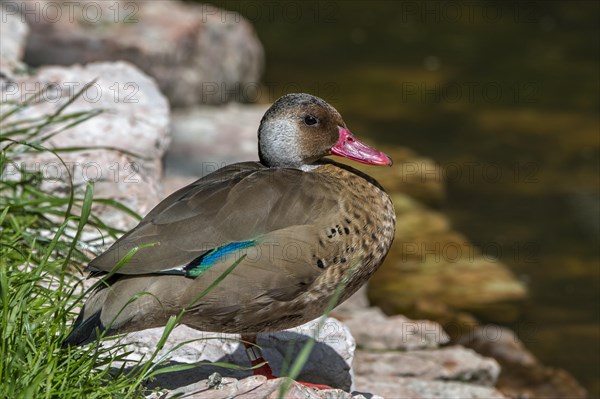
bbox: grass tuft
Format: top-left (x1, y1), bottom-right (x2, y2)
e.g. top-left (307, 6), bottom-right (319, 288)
top-left (0, 88), bottom-right (156, 398)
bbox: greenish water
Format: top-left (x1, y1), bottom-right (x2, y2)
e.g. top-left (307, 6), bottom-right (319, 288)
top-left (209, 0), bottom-right (599, 395)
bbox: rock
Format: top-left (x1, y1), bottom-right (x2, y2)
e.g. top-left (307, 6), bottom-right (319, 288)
top-left (338, 307), bottom-right (449, 351)
top-left (18, 0), bottom-right (264, 107)
top-left (368, 199), bottom-right (527, 326)
top-left (354, 346), bottom-right (500, 387)
top-left (332, 283), bottom-right (450, 352)
top-left (1, 61), bottom-right (170, 231)
top-left (0, 2), bottom-right (29, 76)
top-left (166, 103), bottom-right (267, 178)
top-left (333, 285), bottom-right (503, 397)
top-left (260, 319), bottom-right (355, 391)
top-left (392, 195), bottom-right (450, 240)
top-left (162, 102), bottom-right (268, 197)
top-left (114, 317), bottom-right (355, 392)
top-left (458, 325), bottom-right (538, 367)
top-left (459, 326), bottom-right (588, 399)
top-left (354, 376), bottom-right (507, 399)
top-left (156, 376), bottom-right (373, 399)
top-left (353, 376), bottom-right (419, 399)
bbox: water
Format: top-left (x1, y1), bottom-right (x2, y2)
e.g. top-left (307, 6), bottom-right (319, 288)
top-left (208, 1), bottom-right (599, 394)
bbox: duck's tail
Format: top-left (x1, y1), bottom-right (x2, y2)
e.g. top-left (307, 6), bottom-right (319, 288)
top-left (62, 289), bottom-right (109, 347)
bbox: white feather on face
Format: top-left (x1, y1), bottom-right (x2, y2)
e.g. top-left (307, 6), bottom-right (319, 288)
top-left (258, 117), bottom-right (304, 168)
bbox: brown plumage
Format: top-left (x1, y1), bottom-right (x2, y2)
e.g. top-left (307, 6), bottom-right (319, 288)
top-left (64, 93), bottom-right (395, 347)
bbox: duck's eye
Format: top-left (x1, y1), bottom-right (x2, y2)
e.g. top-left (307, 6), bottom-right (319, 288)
top-left (304, 115), bottom-right (318, 126)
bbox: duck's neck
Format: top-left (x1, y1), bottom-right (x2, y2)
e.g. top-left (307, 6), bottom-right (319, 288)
top-left (257, 155), bottom-right (322, 172)
top-left (296, 163), bottom-right (321, 172)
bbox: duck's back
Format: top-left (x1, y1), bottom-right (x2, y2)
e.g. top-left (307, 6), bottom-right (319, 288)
top-left (90, 161), bottom-right (341, 274)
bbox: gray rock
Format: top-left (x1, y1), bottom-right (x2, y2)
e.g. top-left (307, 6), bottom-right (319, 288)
top-left (352, 376), bottom-right (420, 399)
top-left (458, 325), bottom-right (588, 399)
top-left (400, 377), bottom-right (506, 399)
top-left (166, 103), bottom-right (267, 178)
top-left (18, 0), bottom-right (264, 107)
top-left (354, 376), bottom-right (506, 399)
top-left (114, 317), bottom-right (355, 392)
top-left (1, 61), bottom-right (169, 231)
top-left (457, 325), bottom-right (538, 367)
top-left (157, 376), bottom-right (370, 399)
top-left (354, 346), bottom-right (500, 387)
top-left (259, 318), bottom-right (355, 391)
top-left (340, 307), bottom-right (449, 351)
top-left (0, 2), bottom-right (29, 75)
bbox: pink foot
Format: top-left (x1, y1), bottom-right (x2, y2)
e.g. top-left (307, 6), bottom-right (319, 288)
top-left (249, 356), bottom-right (275, 379)
top-left (250, 356), bottom-right (331, 390)
top-left (296, 381), bottom-right (332, 390)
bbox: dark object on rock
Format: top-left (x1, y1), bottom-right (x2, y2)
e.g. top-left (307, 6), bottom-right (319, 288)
top-left (207, 372), bottom-right (223, 390)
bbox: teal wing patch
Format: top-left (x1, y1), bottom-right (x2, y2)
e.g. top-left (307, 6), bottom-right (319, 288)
top-left (184, 240), bottom-right (256, 278)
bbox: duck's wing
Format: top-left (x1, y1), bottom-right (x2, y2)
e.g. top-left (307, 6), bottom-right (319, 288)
top-left (89, 162), bottom-right (340, 276)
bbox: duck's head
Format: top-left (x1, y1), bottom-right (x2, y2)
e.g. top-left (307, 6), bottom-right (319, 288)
top-left (258, 93), bottom-right (392, 169)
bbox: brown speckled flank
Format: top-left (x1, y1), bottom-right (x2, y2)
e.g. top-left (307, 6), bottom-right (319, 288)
top-left (64, 94), bottom-right (396, 345)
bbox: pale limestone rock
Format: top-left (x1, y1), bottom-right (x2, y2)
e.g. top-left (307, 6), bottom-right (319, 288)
top-left (340, 307), bottom-right (449, 350)
top-left (1, 61), bottom-right (169, 232)
top-left (19, 0), bottom-right (264, 106)
top-left (354, 346), bottom-right (500, 387)
top-left (156, 376), bottom-right (371, 399)
top-left (0, 2), bottom-right (29, 75)
top-left (354, 376), bottom-right (506, 399)
top-left (166, 103), bottom-right (267, 178)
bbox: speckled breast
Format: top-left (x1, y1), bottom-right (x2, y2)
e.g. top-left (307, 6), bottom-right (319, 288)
top-left (289, 163), bottom-right (396, 324)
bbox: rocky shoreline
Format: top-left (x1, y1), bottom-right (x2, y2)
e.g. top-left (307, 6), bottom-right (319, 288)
top-left (0, 2), bottom-right (587, 398)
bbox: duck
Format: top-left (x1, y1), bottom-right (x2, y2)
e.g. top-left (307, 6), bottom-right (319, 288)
top-left (64, 93), bottom-right (396, 387)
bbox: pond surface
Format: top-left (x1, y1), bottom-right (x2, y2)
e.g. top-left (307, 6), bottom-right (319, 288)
top-left (209, 1), bottom-right (599, 394)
